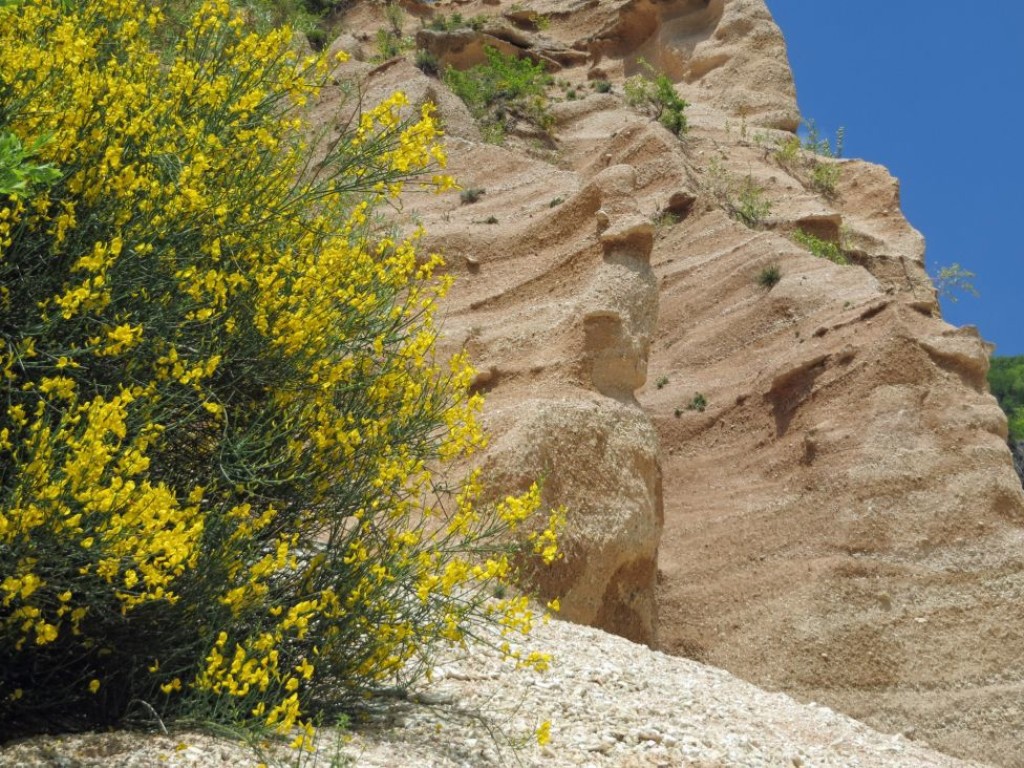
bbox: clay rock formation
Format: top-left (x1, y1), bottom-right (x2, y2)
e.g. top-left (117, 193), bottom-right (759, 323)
top-left (332, 1), bottom-right (1024, 765)
top-left (482, 398), bottom-right (662, 644)
top-left (406, 0), bottom-right (799, 128)
top-left (582, 0), bottom-right (799, 130)
top-left (322, 49), bottom-right (666, 643)
top-left (641, 129), bottom-right (1024, 768)
top-left (477, 166), bottom-right (664, 644)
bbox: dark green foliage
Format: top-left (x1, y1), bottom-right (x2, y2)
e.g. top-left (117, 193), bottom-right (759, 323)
top-left (415, 48), bottom-right (440, 77)
top-left (237, 0), bottom-right (335, 42)
top-left (989, 356), bottom-right (1024, 441)
top-left (427, 12), bottom-right (487, 32)
top-left (229, 0), bottom-right (362, 50)
top-left (654, 75), bottom-right (687, 135)
top-left (0, 132), bottom-right (61, 196)
top-left (687, 393), bottom-right (707, 412)
top-left (757, 264), bottom-right (782, 289)
top-left (300, 0), bottom-right (351, 14)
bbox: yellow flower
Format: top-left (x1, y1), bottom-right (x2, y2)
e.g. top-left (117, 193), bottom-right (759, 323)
top-left (34, 622), bottom-right (58, 645)
top-left (295, 658), bottom-right (314, 680)
top-left (0, 0), bottom-right (551, 739)
top-left (536, 720), bottom-right (552, 746)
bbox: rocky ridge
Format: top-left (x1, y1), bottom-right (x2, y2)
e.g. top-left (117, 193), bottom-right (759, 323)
top-left (327, 0), bottom-right (1024, 765)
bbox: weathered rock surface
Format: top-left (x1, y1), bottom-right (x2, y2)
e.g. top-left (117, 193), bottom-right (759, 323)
top-left (581, 0), bottom-right (800, 129)
top-left (325, 0), bottom-right (1024, 765)
top-left (445, 158), bottom-right (666, 645)
top-left (482, 398), bottom-right (662, 643)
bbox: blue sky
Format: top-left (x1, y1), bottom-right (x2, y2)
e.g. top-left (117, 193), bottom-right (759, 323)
top-left (765, 1), bottom-right (1024, 356)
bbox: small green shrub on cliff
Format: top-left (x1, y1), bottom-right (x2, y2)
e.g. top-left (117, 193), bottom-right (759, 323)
top-left (623, 61), bottom-right (688, 136)
top-left (809, 162), bottom-right (840, 196)
top-left (733, 176), bottom-right (772, 228)
top-left (772, 121), bottom-right (843, 197)
top-left (374, 28), bottom-right (407, 60)
top-left (687, 393), bottom-right (707, 412)
top-left (704, 160), bottom-right (772, 229)
top-left (933, 262), bottom-right (980, 303)
top-left (793, 230), bottom-right (848, 265)
top-left (427, 12), bottom-right (487, 32)
top-left (415, 48), bottom-right (440, 76)
top-left (0, 0), bottom-right (561, 747)
top-left (757, 264), bottom-right (782, 288)
top-left (383, 1), bottom-right (403, 35)
top-left (802, 120), bottom-right (844, 158)
top-left (444, 47), bottom-right (552, 143)
top-left (461, 187), bottom-right (486, 204)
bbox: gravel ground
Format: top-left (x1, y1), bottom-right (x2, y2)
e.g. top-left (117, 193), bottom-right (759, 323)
top-left (0, 617), bottom-right (990, 768)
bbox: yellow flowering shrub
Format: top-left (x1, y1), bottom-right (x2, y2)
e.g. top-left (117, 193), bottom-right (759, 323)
top-left (0, 0), bottom-right (561, 746)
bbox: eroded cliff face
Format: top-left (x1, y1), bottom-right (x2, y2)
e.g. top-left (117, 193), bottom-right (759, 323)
top-left (329, 1), bottom-right (1024, 765)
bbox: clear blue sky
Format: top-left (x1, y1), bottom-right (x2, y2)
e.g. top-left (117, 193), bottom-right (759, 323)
top-left (765, 1), bottom-right (1024, 356)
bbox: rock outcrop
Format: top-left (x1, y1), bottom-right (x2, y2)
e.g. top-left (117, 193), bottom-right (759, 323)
top-left (316, 54), bottom-right (666, 644)
top-left (476, 165), bottom-right (664, 644)
top-left (582, 0), bottom-right (799, 130)
top-left (333, 1), bottom-right (1024, 765)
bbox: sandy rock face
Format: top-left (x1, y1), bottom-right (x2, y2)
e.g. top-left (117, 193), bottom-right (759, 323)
top-left (483, 398), bottom-right (662, 643)
top-left (335, 0), bottom-right (1024, 765)
top-left (477, 165), bottom-right (663, 644)
top-left (404, 0), bottom-right (799, 128)
top-left (583, 0), bottom-right (800, 129)
top-left (451, 161), bottom-right (665, 645)
top-left (331, 52), bottom-right (667, 642)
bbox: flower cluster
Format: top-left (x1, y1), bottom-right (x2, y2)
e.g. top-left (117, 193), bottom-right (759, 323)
top-left (0, 0), bottom-right (560, 747)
